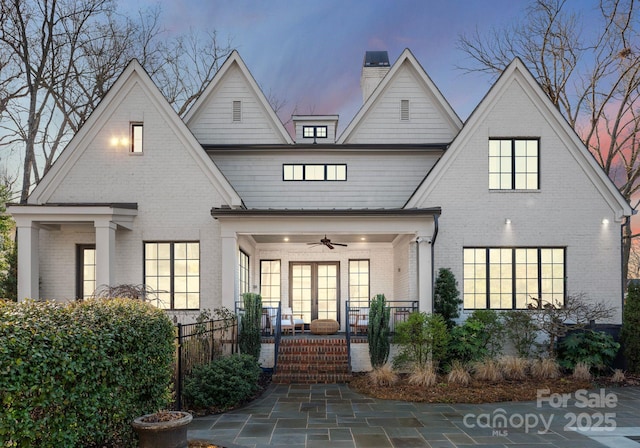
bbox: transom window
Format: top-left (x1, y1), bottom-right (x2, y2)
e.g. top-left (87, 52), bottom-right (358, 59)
top-left (489, 138), bottom-right (539, 190)
top-left (144, 242), bottom-right (200, 310)
top-left (260, 260), bottom-right (281, 301)
top-left (283, 164), bottom-right (347, 181)
top-left (463, 247), bottom-right (565, 310)
top-left (303, 125), bottom-right (327, 139)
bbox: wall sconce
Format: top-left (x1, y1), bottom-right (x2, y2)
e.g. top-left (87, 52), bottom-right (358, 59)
top-left (602, 218), bottom-right (610, 225)
top-left (110, 136), bottom-right (129, 147)
top-left (505, 218), bottom-right (512, 225)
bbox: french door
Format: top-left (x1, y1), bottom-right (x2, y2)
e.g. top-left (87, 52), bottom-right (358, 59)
top-left (290, 262), bottom-right (339, 323)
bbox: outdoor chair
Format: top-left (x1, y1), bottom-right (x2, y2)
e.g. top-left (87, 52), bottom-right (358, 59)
top-left (282, 306), bottom-right (305, 334)
top-left (349, 307), bottom-right (369, 334)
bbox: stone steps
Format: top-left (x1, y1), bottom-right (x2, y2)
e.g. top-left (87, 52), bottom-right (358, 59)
top-left (271, 337), bottom-right (352, 384)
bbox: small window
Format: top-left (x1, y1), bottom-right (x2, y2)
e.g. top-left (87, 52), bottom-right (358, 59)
top-left (302, 126), bottom-right (328, 141)
top-left (260, 260), bottom-right (281, 301)
top-left (349, 259), bottom-right (370, 302)
top-left (283, 164), bottom-right (347, 181)
top-left (232, 101), bottom-right (242, 122)
top-left (239, 249), bottom-right (250, 299)
top-left (400, 100), bottom-right (409, 121)
top-left (489, 138), bottom-right (539, 190)
top-left (77, 245), bottom-right (96, 299)
top-left (131, 123), bottom-right (143, 153)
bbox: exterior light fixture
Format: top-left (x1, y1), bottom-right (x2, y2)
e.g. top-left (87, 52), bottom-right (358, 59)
top-left (360, 237), bottom-right (366, 241)
top-left (505, 218), bottom-right (512, 224)
top-left (602, 218), bottom-right (609, 225)
top-left (283, 237), bottom-right (290, 242)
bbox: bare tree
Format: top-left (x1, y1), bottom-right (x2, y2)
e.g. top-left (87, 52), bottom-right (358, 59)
top-left (0, 0), bottom-right (232, 203)
top-left (457, 0), bottom-right (640, 284)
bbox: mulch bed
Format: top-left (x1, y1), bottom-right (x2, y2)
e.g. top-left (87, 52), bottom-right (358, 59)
top-left (349, 372), bottom-right (640, 404)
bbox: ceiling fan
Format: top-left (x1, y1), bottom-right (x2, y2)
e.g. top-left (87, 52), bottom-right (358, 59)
top-left (307, 235), bottom-right (348, 250)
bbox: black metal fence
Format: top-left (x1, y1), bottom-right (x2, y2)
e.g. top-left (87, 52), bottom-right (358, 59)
top-left (173, 318), bottom-right (238, 410)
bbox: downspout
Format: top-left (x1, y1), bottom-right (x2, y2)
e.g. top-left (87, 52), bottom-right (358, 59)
top-left (622, 215), bottom-right (629, 317)
top-left (431, 214), bottom-right (439, 314)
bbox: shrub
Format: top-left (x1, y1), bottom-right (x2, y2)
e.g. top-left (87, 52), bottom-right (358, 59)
top-left (368, 364), bottom-right (398, 386)
top-left (434, 268), bottom-right (462, 329)
top-left (0, 299), bottom-right (175, 448)
top-left (446, 310), bottom-right (504, 364)
top-left (447, 360), bottom-right (471, 386)
top-left (183, 354), bottom-right (261, 409)
top-left (530, 358), bottom-right (561, 380)
top-left (557, 330), bottom-right (620, 371)
top-left (393, 312), bottom-right (449, 370)
top-left (622, 282), bottom-right (640, 373)
top-left (502, 310), bottom-right (538, 358)
top-left (239, 293), bottom-right (262, 359)
top-left (611, 369), bottom-right (625, 383)
top-left (368, 294), bottom-right (391, 368)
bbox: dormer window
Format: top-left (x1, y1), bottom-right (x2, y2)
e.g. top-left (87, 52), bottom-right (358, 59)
top-left (131, 123), bottom-right (143, 153)
top-left (303, 126), bottom-right (327, 140)
top-left (232, 101), bottom-right (242, 122)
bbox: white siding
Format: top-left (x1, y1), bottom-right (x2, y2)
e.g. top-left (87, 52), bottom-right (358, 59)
top-left (416, 77), bottom-right (624, 322)
top-left (188, 64), bottom-right (287, 145)
top-left (346, 62), bottom-right (459, 144)
top-left (210, 149), bottom-right (441, 209)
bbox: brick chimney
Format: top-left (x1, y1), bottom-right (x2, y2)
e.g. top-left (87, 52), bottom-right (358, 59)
top-left (360, 51), bottom-right (390, 103)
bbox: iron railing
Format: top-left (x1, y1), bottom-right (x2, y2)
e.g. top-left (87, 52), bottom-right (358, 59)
top-left (235, 300), bottom-right (283, 373)
top-left (173, 317), bottom-right (237, 410)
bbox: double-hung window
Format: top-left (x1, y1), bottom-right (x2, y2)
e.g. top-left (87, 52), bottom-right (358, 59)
top-left (144, 242), bottom-right (200, 310)
top-left (489, 138), bottom-right (539, 190)
top-left (463, 247), bottom-right (565, 310)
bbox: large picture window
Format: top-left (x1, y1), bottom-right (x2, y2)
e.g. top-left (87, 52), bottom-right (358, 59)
top-left (144, 242), bottom-right (200, 310)
top-left (463, 247), bottom-right (565, 309)
top-left (489, 138), bottom-right (539, 190)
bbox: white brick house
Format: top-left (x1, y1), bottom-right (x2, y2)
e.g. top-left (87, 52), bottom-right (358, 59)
top-left (9, 49), bottom-right (632, 327)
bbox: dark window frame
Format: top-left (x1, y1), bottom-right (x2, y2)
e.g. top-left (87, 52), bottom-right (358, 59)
top-left (489, 137), bottom-right (540, 190)
top-left (302, 125), bottom-right (328, 139)
top-left (348, 259), bottom-right (370, 303)
top-left (239, 249), bottom-right (250, 298)
top-left (130, 122), bottom-right (143, 154)
top-left (260, 259), bottom-right (281, 301)
top-left (282, 163), bottom-right (347, 181)
top-left (76, 244), bottom-right (96, 300)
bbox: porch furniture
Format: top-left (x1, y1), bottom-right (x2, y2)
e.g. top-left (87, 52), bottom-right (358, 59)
top-left (283, 307), bottom-right (305, 334)
top-left (349, 308), bottom-right (369, 334)
top-left (267, 308), bottom-right (295, 335)
top-left (310, 319), bottom-right (339, 335)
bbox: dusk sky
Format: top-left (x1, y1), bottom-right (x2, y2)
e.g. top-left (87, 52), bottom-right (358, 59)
top-left (120, 0), bottom-right (594, 131)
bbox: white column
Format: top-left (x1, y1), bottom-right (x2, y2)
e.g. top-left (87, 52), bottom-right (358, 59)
top-left (15, 220), bottom-right (39, 301)
top-left (416, 236), bottom-right (433, 313)
top-left (95, 220), bottom-right (116, 289)
top-left (221, 234), bottom-right (238, 310)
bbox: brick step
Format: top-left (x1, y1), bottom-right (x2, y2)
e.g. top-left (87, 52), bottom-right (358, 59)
top-left (272, 337), bottom-right (352, 384)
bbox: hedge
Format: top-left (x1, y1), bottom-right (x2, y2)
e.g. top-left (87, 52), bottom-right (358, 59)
top-left (0, 299), bottom-right (175, 448)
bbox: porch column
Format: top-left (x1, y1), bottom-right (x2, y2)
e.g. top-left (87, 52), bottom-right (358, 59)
top-left (416, 236), bottom-right (433, 313)
top-left (15, 220), bottom-right (40, 301)
top-left (94, 220), bottom-right (116, 289)
top-left (221, 234), bottom-right (238, 310)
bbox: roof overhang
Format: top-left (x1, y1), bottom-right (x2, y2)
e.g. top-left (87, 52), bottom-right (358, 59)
top-left (8, 203), bottom-right (138, 230)
top-left (211, 207), bottom-right (441, 219)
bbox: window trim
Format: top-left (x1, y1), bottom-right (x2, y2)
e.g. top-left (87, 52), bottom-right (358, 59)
top-left (143, 241), bottom-right (200, 310)
top-left (489, 137), bottom-right (540, 190)
top-left (463, 246), bottom-right (566, 310)
top-left (283, 163), bottom-right (347, 181)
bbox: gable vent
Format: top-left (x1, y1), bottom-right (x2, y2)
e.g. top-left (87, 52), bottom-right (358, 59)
top-left (400, 100), bottom-right (409, 121)
top-left (232, 101), bottom-right (242, 122)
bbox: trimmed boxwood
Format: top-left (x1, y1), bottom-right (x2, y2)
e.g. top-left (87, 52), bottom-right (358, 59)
top-left (0, 299), bottom-right (175, 448)
top-left (183, 353), bottom-right (262, 409)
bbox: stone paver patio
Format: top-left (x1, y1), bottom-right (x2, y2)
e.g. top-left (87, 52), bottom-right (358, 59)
top-left (187, 384), bottom-right (640, 448)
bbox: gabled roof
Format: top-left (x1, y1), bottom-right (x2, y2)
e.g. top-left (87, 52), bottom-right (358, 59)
top-left (337, 48), bottom-right (462, 144)
top-left (405, 58), bottom-right (633, 219)
top-left (183, 50), bottom-right (293, 144)
top-left (29, 59), bottom-right (243, 207)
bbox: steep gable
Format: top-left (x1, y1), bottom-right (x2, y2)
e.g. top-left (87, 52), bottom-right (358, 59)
top-left (29, 59), bottom-right (243, 207)
top-left (184, 50), bottom-right (293, 145)
top-left (338, 49), bottom-right (462, 144)
top-left (406, 58), bottom-right (632, 219)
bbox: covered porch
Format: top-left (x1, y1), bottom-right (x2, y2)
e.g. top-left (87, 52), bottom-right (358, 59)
top-left (213, 207), bottom-right (440, 333)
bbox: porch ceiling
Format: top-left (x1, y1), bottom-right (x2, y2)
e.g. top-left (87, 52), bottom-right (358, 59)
top-left (252, 233), bottom-right (397, 244)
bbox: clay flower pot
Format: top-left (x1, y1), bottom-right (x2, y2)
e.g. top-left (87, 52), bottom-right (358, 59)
top-left (132, 410), bottom-right (193, 448)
